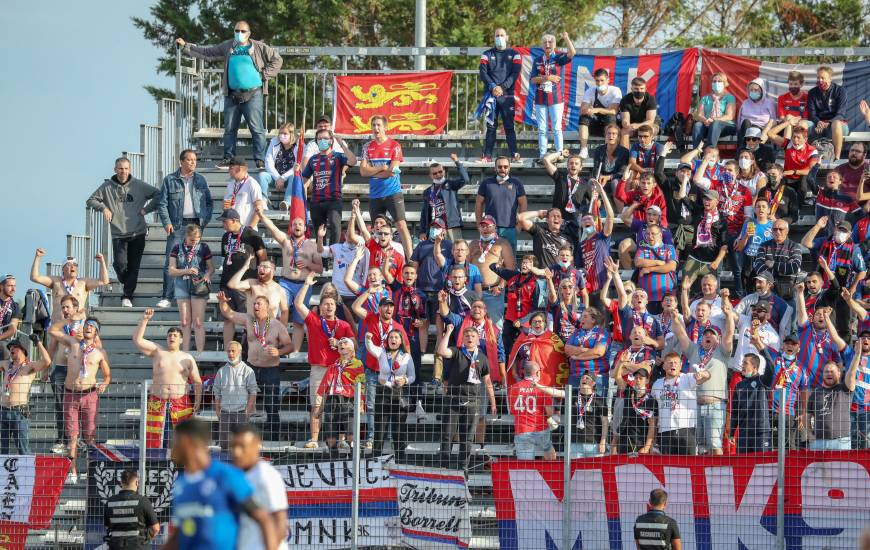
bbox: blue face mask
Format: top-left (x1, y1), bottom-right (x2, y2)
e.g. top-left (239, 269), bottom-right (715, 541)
top-left (712, 82), bottom-right (724, 94)
top-left (317, 139), bottom-right (331, 152)
top-left (749, 90), bottom-right (762, 101)
top-left (495, 36), bottom-right (507, 50)
top-left (234, 31), bottom-right (246, 43)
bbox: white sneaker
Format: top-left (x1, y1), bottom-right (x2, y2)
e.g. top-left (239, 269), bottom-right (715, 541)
top-left (65, 472), bottom-right (78, 485)
top-left (579, 146), bottom-right (589, 159)
top-left (121, 298), bottom-right (133, 308)
top-left (338, 440), bottom-right (351, 452)
top-left (414, 400), bottom-right (426, 422)
top-left (51, 442), bottom-right (67, 455)
top-left (156, 299), bottom-right (171, 308)
top-left (364, 440), bottom-right (373, 450)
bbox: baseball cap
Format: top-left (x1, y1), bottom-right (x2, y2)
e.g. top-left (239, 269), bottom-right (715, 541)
top-left (316, 114), bottom-right (332, 124)
top-left (228, 156), bottom-right (247, 167)
top-left (634, 367), bottom-right (650, 378)
top-left (752, 300), bottom-right (771, 312)
top-left (63, 257), bottom-right (78, 267)
top-left (379, 297), bottom-right (396, 306)
top-left (745, 126), bottom-right (763, 139)
top-left (0, 274), bottom-right (14, 284)
top-left (219, 209), bottom-right (241, 221)
top-left (646, 205), bottom-right (662, 215)
top-left (836, 220), bottom-right (852, 232)
top-left (858, 329), bottom-right (870, 338)
top-left (6, 339), bottom-right (27, 356)
top-left (479, 215), bottom-right (496, 226)
top-left (784, 332), bottom-right (800, 343)
top-left (677, 162), bottom-right (693, 171)
top-left (703, 189), bottom-right (720, 201)
top-left (755, 271), bottom-right (774, 283)
top-left (702, 325), bottom-right (722, 336)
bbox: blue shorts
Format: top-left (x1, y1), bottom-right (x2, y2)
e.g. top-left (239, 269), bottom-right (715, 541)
top-left (515, 430), bottom-right (553, 460)
top-left (278, 277), bottom-right (312, 324)
top-left (174, 278), bottom-right (192, 300)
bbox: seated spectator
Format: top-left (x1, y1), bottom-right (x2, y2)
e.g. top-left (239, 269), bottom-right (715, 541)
top-left (634, 224), bottom-right (678, 313)
top-left (316, 338), bottom-right (365, 454)
top-left (807, 361), bottom-right (858, 450)
top-left (592, 123), bottom-right (630, 188)
top-left (619, 77), bottom-right (659, 148)
top-left (612, 366), bottom-right (656, 454)
top-left (650, 352), bottom-right (712, 455)
top-left (167, 224), bottom-right (215, 352)
top-left (365, 329), bottom-right (415, 461)
top-left (508, 362), bottom-right (557, 460)
top-left (692, 72), bottom-right (736, 148)
top-left (529, 32), bottom-right (575, 159)
top-left (734, 149), bottom-right (768, 197)
top-left (0, 337), bottom-right (51, 454)
top-left (836, 141), bottom-right (869, 204)
top-left (753, 219), bottom-right (803, 301)
top-left (727, 352), bottom-right (773, 453)
top-left (517, 207), bottom-right (572, 269)
top-left (808, 65), bottom-right (850, 159)
top-left (542, 151), bottom-right (592, 232)
top-left (222, 157), bottom-right (263, 228)
top-left (682, 190), bottom-right (728, 292)
top-left (299, 129), bottom-right (357, 245)
top-left (737, 78), bottom-right (776, 147)
top-left (777, 70), bottom-right (809, 127)
top-left (565, 307), bottom-right (610, 389)
top-left (767, 120), bottom-right (820, 203)
top-left (579, 68), bottom-right (622, 159)
top-left (681, 143), bottom-right (724, 190)
top-left (212, 341), bottom-right (257, 450)
top-left (476, 157), bottom-right (527, 250)
top-left (627, 126), bottom-right (672, 180)
top-left (737, 126), bottom-right (776, 172)
top-left (659, 162), bottom-right (699, 261)
top-left (758, 164), bottom-right (800, 225)
top-left (813, 172), bottom-right (861, 237)
top-left (734, 196), bottom-right (774, 291)
top-left (802, 217), bottom-right (866, 295)
top-left (420, 153), bottom-right (469, 242)
top-left (258, 122), bottom-right (298, 199)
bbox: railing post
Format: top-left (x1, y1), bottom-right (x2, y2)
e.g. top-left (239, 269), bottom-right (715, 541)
top-left (139, 380), bottom-right (150, 495)
top-left (776, 386), bottom-right (786, 550)
top-left (351, 380), bottom-right (362, 550)
top-left (562, 384), bottom-right (572, 550)
top-left (414, 0), bottom-right (427, 70)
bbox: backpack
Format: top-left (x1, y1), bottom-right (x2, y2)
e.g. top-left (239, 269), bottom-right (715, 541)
top-left (23, 289), bottom-right (50, 331)
top-left (664, 112), bottom-right (692, 152)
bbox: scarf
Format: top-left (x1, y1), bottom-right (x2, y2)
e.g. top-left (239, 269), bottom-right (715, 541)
top-left (631, 390), bottom-right (654, 419)
top-left (449, 286), bottom-right (473, 315)
top-left (460, 346), bottom-right (481, 384)
top-left (459, 315), bottom-right (500, 382)
top-left (78, 341), bottom-right (96, 379)
top-left (62, 278), bottom-right (78, 296)
top-left (3, 361), bottom-right (29, 396)
top-left (577, 393), bottom-right (595, 430)
top-left (696, 209), bottom-right (720, 246)
top-left (253, 318), bottom-right (270, 348)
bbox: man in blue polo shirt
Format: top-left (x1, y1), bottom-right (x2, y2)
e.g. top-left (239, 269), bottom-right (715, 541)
top-left (475, 157), bottom-right (527, 250)
top-left (167, 418), bottom-right (277, 550)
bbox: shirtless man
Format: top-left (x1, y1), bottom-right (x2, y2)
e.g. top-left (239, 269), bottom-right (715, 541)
top-left (46, 295), bottom-right (88, 454)
top-left (30, 248), bottom-right (109, 321)
top-left (49, 317), bottom-right (111, 484)
top-left (228, 256), bottom-right (289, 323)
top-left (0, 336), bottom-right (51, 455)
top-left (219, 293), bottom-right (293, 440)
top-left (133, 309), bottom-right (203, 449)
top-left (468, 214), bottom-right (516, 331)
top-left (256, 202), bottom-right (324, 352)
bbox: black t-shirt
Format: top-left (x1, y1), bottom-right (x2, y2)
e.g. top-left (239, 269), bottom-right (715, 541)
top-left (689, 215), bottom-right (727, 263)
top-left (573, 393), bottom-right (608, 444)
top-left (445, 346), bottom-right (490, 394)
top-left (219, 227), bottom-right (266, 287)
top-left (0, 298), bottom-right (22, 328)
top-left (634, 510), bottom-right (680, 550)
top-left (619, 93), bottom-right (658, 124)
top-left (528, 222), bottom-right (571, 269)
top-left (104, 489), bottom-right (158, 550)
top-left (620, 387), bottom-right (657, 445)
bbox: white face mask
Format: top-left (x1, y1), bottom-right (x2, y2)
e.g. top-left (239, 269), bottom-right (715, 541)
top-left (432, 176), bottom-right (446, 185)
top-left (738, 158), bottom-right (751, 171)
top-left (834, 231), bottom-right (848, 244)
top-left (712, 82), bottom-right (725, 94)
top-left (558, 260), bottom-right (571, 269)
top-left (597, 84), bottom-right (608, 94)
top-left (529, 326), bottom-right (545, 336)
top-left (278, 133), bottom-right (291, 144)
top-left (495, 36), bottom-right (507, 50)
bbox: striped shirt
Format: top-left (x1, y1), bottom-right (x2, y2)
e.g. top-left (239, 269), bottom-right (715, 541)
top-left (765, 346), bottom-right (807, 416)
top-left (840, 345), bottom-right (870, 413)
top-left (568, 326), bottom-right (610, 378)
top-left (103, 489), bottom-right (158, 550)
top-left (301, 152), bottom-right (349, 203)
top-left (635, 243), bottom-right (677, 301)
top-left (797, 322), bottom-right (841, 388)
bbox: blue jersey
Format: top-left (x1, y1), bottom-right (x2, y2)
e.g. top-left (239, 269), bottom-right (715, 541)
top-left (841, 345), bottom-right (870, 413)
top-left (301, 152), bottom-right (348, 203)
top-left (171, 460), bottom-right (254, 550)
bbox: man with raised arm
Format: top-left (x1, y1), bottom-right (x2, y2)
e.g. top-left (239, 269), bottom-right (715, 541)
top-left (0, 336), bottom-right (51, 454)
top-left (228, 256), bottom-right (289, 323)
top-left (218, 293), bottom-right (293, 441)
top-left (256, 202), bottom-right (323, 352)
top-left (133, 309), bottom-right (203, 450)
top-left (468, 214), bottom-right (516, 331)
top-left (31, 249), bottom-right (109, 321)
top-left (49, 317), bottom-right (111, 484)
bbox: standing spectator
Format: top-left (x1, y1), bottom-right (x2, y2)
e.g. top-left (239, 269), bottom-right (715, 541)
top-left (542, 151), bottom-right (593, 232)
top-left (731, 298), bottom-right (781, 373)
top-left (258, 122), bottom-right (298, 200)
top-left (436, 324), bottom-right (498, 471)
top-left (441, 298), bottom-right (506, 387)
top-left (469, 215), bottom-right (516, 330)
top-left (156, 149), bottom-right (213, 309)
top-left (490, 255), bottom-right (545, 359)
top-left (808, 65), bottom-right (850, 159)
top-left (549, 276), bottom-right (586, 345)
top-left (476, 157), bottom-right (527, 250)
top-left (712, 167), bottom-right (754, 296)
top-left (767, 123), bottom-right (819, 203)
top-left (166, 418), bottom-right (276, 550)
top-left (300, 115), bottom-right (345, 165)
top-left (212, 341), bottom-right (258, 450)
top-left (592, 124), bottom-right (630, 188)
top-left (807, 361), bottom-right (858, 450)
top-left (167, 225), bottom-right (215, 352)
top-left (777, 70), bottom-right (809, 126)
top-left (692, 72), bottom-right (736, 148)
top-left (227, 256), bottom-right (289, 323)
top-left (758, 164), bottom-right (800, 224)
top-left (360, 115), bottom-right (413, 258)
top-left (176, 23), bottom-right (282, 170)
top-left (753, 220), bottom-right (803, 301)
top-left (619, 77), bottom-right (659, 148)
top-left (419, 229), bottom-right (457, 360)
top-left (565, 307), bottom-right (610, 388)
top-left (435, 238), bottom-right (482, 295)
top-left (813, 172), bottom-right (862, 237)
top-left (316, 338), bottom-right (365, 454)
top-left (387, 263), bottom-right (427, 397)
top-left (0, 337), bottom-right (50, 454)
top-left (681, 190), bottom-right (728, 293)
top-left (734, 271), bottom-right (794, 342)
top-left (738, 127), bottom-right (777, 172)
top-left (30, 251), bottom-right (109, 320)
top-left (365, 329), bottom-right (415, 461)
top-left (318, 213), bottom-right (370, 313)
top-left (802, 217), bottom-right (866, 295)
top-left (613, 366), bottom-right (657, 454)
top-left (734, 196), bottom-right (774, 291)
top-left (218, 208), bottom-right (267, 348)
top-left (300, 129), bottom-right (357, 245)
top-left (576, 183), bottom-right (616, 295)
top-left (46, 296), bottom-right (83, 455)
top-left (478, 28), bottom-right (522, 162)
top-left (727, 352), bottom-right (773, 454)
top-left (836, 141), bottom-right (869, 204)
top-left (505, 310), bottom-right (558, 382)
top-left (795, 283), bottom-right (848, 389)
top-left (651, 352), bottom-right (712, 455)
top-left (508, 362), bottom-right (556, 460)
top-left (517, 208), bottom-right (571, 269)
top-left (618, 170), bottom-right (668, 229)
top-left (659, 162), bottom-right (699, 261)
top-left (842, 331), bottom-right (870, 450)
top-left (529, 32), bottom-right (575, 159)
top-left (420, 154), bottom-right (469, 242)
top-left (229, 424), bottom-right (290, 550)
top-left (634, 489), bottom-right (682, 550)
top-left (569, 374), bottom-right (609, 457)
top-left (578, 68), bottom-right (622, 159)
top-left (634, 224), bottom-right (678, 313)
top-left (737, 78), bottom-right (776, 146)
top-left (103, 470), bottom-right (160, 550)
top-left (86, 157), bottom-right (159, 307)
top-left (223, 157), bottom-right (263, 228)
top-left (684, 274), bottom-right (726, 333)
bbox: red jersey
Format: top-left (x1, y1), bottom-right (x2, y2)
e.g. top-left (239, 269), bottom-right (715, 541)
top-left (362, 311), bottom-right (409, 371)
top-left (713, 177), bottom-right (753, 234)
top-left (304, 311), bottom-right (354, 366)
top-left (782, 139), bottom-right (819, 181)
top-left (508, 379), bottom-right (553, 434)
top-left (777, 91), bottom-right (808, 120)
top-left (366, 238), bottom-right (404, 283)
top-left (622, 186), bottom-right (668, 227)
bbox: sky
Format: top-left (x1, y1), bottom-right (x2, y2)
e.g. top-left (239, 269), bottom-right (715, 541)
top-left (0, 1), bottom-right (170, 295)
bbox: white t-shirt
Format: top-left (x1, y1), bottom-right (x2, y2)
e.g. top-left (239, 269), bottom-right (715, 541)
top-left (224, 176), bottom-right (263, 227)
top-left (581, 85), bottom-right (623, 109)
top-left (328, 242), bottom-right (370, 297)
top-left (734, 314), bottom-right (780, 372)
top-left (689, 296), bottom-right (726, 332)
top-left (651, 374), bottom-right (698, 433)
top-left (182, 174), bottom-right (196, 218)
top-left (238, 460), bottom-right (289, 550)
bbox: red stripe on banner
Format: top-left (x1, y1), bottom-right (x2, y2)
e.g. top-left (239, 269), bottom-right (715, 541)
top-left (390, 469), bottom-right (465, 483)
top-left (30, 456), bottom-right (71, 529)
top-left (0, 521), bottom-right (28, 550)
top-left (402, 527), bottom-right (470, 547)
top-left (594, 56), bottom-right (617, 80)
top-left (636, 53), bottom-right (661, 94)
top-left (93, 443), bottom-right (125, 462)
top-left (512, 47), bottom-right (532, 126)
top-left (700, 49), bottom-right (762, 105)
top-left (676, 48), bottom-right (701, 117)
top-left (286, 487), bottom-right (397, 505)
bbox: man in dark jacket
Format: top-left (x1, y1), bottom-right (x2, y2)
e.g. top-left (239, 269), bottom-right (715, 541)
top-left (156, 149), bottom-right (214, 308)
top-left (478, 28), bottom-right (522, 162)
top-left (103, 469), bottom-right (160, 550)
top-left (726, 351), bottom-right (774, 453)
top-left (419, 153), bottom-right (469, 242)
top-left (807, 65), bottom-right (850, 159)
top-left (176, 21), bottom-right (283, 169)
top-left (658, 162), bottom-right (700, 261)
top-left (86, 157), bottom-right (159, 307)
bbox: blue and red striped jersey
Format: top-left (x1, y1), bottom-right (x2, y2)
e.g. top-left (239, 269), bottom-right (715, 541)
top-left (301, 152), bottom-right (349, 203)
top-left (635, 243), bottom-right (677, 301)
top-left (797, 322), bottom-right (842, 388)
top-left (766, 345), bottom-right (807, 416)
top-left (568, 326), bottom-right (611, 378)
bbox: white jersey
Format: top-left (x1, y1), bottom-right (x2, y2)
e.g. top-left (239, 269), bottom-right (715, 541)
top-left (651, 374), bottom-right (698, 433)
top-left (329, 243), bottom-right (370, 297)
top-left (237, 460), bottom-right (289, 550)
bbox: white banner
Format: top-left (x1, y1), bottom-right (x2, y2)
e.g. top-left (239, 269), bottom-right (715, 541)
top-left (0, 456), bottom-right (35, 523)
top-left (391, 465), bottom-right (472, 549)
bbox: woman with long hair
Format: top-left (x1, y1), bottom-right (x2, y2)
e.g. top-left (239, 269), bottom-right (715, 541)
top-left (365, 329), bottom-right (415, 462)
top-left (167, 224), bottom-right (214, 351)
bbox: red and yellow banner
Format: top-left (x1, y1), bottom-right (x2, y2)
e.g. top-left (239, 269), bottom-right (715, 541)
top-left (333, 72), bottom-right (452, 135)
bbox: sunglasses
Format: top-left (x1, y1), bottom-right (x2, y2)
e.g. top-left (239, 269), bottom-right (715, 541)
top-left (745, 137), bottom-right (760, 141)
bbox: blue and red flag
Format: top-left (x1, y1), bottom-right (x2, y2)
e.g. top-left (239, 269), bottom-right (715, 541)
top-left (288, 129), bottom-right (309, 234)
top-left (513, 48), bottom-right (699, 131)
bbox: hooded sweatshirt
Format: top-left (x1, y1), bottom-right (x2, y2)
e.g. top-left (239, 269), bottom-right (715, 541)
top-left (737, 78), bottom-right (777, 129)
top-left (87, 176), bottom-right (159, 237)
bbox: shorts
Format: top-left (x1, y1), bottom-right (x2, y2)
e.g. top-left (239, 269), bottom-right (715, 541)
top-left (64, 388), bottom-right (99, 440)
top-left (684, 257), bottom-right (716, 281)
top-left (369, 193), bottom-right (407, 223)
top-left (579, 114), bottom-right (617, 136)
top-left (322, 395), bottom-right (354, 440)
top-left (174, 278), bottom-right (192, 300)
top-left (221, 287), bottom-right (246, 315)
top-left (309, 364), bottom-right (328, 409)
top-left (697, 400), bottom-right (725, 451)
top-left (278, 277), bottom-right (312, 324)
top-left (515, 429), bottom-right (554, 460)
top-left (658, 427), bottom-right (697, 455)
top-left (424, 291), bottom-right (440, 324)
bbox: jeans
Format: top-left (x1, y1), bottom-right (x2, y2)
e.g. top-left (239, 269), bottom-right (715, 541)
top-left (692, 120), bottom-right (736, 149)
top-left (570, 442), bottom-right (602, 458)
top-left (252, 366), bottom-right (281, 439)
top-left (852, 411), bottom-right (870, 450)
top-left (365, 369), bottom-right (378, 443)
top-left (112, 233), bottom-right (147, 300)
top-left (809, 436), bottom-right (851, 450)
top-left (497, 226), bottom-right (517, 252)
top-left (309, 200), bottom-right (343, 247)
top-left (223, 89), bottom-right (266, 162)
top-left (483, 94), bottom-right (517, 157)
top-left (255, 171), bottom-right (277, 198)
top-left (697, 400), bottom-right (725, 451)
top-left (534, 103), bottom-right (564, 157)
top-left (727, 234), bottom-right (745, 296)
top-left (440, 391), bottom-right (480, 470)
top-left (0, 408), bottom-right (30, 454)
top-left (374, 388), bottom-right (407, 460)
top-left (51, 366), bottom-right (67, 444)
top-left (162, 218), bottom-right (199, 300)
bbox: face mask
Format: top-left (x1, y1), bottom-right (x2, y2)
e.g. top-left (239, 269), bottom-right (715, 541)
top-left (558, 260), bottom-right (571, 269)
top-left (278, 133), bottom-right (291, 144)
top-left (782, 353), bottom-right (796, 361)
top-left (766, 174), bottom-right (779, 185)
top-left (494, 36), bottom-right (506, 50)
top-left (738, 158), bottom-right (752, 170)
top-left (234, 32), bottom-right (246, 43)
top-left (583, 225), bottom-right (595, 236)
top-left (317, 139), bottom-right (331, 152)
top-left (711, 82), bottom-right (724, 94)
top-left (834, 231), bottom-right (848, 244)
top-left (818, 80), bottom-right (830, 91)
top-left (748, 90), bottom-right (762, 101)
top-left (529, 326), bottom-right (545, 336)
top-left (497, 174), bottom-right (509, 182)
top-left (597, 84), bottom-right (609, 94)
top-left (429, 227), bottom-right (442, 240)
top-left (432, 176), bottom-right (446, 185)
top-left (632, 91), bottom-right (645, 100)
top-left (789, 86), bottom-right (801, 96)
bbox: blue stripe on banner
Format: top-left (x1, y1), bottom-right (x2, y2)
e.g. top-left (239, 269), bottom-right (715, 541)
top-left (613, 55), bottom-right (638, 94)
top-left (566, 56), bottom-right (597, 131)
top-left (497, 519), bottom-right (519, 550)
top-left (289, 501), bottom-right (398, 519)
top-left (656, 51), bottom-right (682, 126)
top-left (843, 59), bottom-right (870, 132)
top-left (523, 47), bottom-right (544, 126)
